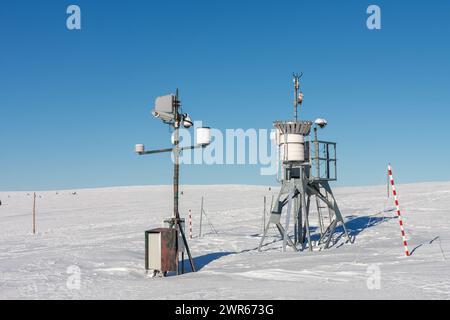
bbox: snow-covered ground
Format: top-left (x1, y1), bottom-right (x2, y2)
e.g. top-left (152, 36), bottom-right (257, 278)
top-left (0, 182), bottom-right (449, 299)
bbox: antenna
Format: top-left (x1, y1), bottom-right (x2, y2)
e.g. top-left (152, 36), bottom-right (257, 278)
top-left (293, 72), bottom-right (304, 121)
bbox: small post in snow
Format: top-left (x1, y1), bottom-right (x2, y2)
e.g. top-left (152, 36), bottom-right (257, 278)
top-left (263, 196), bottom-right (267, 234)
top-left (188, 210), bottom-right (193, 239)
top-left (199, 197), bottom-right (204, 238)
top-left (388, 164), bottom-right (410, 257)
top-left (32, 192), bottom-right (36, 234)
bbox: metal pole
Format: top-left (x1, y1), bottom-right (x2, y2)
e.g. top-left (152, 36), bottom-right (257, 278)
top-left (199, 197), bottom-right (204, 237)
top-left (189, 210), bottom-right (193, 239)
top-left (174, 145), bottom-right (179, 220)
top-left (263, 196), bottom-right (266, 234)
top-left (316, 195), bottom-right (325, 235)
top-left (32, 192), bottom-right (36, 234)
top-left (305, 197), bottom-right (312, 251)
top-left (298, 195), bottom-right (303, 246)
top-left (173, 91), bottom-right (181, 275)
top-left (300, 168), bottom-right (312, 251)
top-left (314, 127), bottom-right (320, 179)
top-left (173, 90), bottom-right (180, 220)
top-left (294, 196), bottom-right (298, 244)
top-left (181, 252), bottom-right (185, 274)
top-left (282, 191), bottom-right (294, 252)
top-left (326, 144), bottom-right (330, 179)
top-left (387, 167), bottom-right (390, 198)
top-left (294, 75), bottom-right (299, 121)
top-left (173, 89), bottom-right (196, 273)
top-left (176, 231), bottom-right (179, 276)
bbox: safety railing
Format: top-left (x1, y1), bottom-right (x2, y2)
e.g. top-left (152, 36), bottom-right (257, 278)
top-left (308, 140), bottom-right (337, 181)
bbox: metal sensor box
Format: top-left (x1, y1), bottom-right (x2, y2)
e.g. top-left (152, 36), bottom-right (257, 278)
top-left (145, 228), bottom-right (178, 273)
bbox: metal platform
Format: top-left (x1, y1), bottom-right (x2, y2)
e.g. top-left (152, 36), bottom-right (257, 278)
top-left (273, 120), bottom-right (313, 135)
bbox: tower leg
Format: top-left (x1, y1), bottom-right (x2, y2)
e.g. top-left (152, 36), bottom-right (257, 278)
top-left (305, 181), bottom-right (348, 249)
top-left (316, 195), bottom-right (325, 236)
top-left (294, 197), bottom-right (299, 244)
top-left (305, 194), bottom-right (312, 251)
top-left (277, 223), bottom-right (298, 251)
top-left (320, 181), bottom-right (350, 240)
top-left (258, 180), bottom-right (305, 252)
top-left (297, 196), bottom-right (303, 246)
top-left (282, 190), bottom-right (294, 252)
top-left (276, 223), bottom-right (284, 240)
top-left (324, 220), bottom-right (337, 249)
top-left (299, 168), bottom-right (313, 252)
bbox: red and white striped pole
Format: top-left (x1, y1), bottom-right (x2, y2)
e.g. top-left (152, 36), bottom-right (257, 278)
top-left (388, 164), bottom-right (410, 257)
top-left (188, 210), bottom-right (193, 239)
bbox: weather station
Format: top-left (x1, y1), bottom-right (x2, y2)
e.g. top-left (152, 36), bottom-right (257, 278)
top-left (259, 73), bottom-right (351, 252)
top-left (135, 90), bottom-right (211, 277)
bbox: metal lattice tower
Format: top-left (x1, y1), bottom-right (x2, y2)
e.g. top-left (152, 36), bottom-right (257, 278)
top-left (258, 74), bottom-right (350, 252)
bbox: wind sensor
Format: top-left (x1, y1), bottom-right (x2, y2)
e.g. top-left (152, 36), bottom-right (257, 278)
top-left (135, 89), bottom-right (211, 276)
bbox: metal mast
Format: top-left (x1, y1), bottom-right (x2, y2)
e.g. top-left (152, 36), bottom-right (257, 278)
top-left (293, 72), bottom-right (303, 121)
top-left (172, 90), bottom-right (196, 273)
top-left (136, 89), bottom-right (212, 275)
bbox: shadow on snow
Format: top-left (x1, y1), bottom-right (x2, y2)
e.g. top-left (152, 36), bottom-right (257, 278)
top-left (180, 251), bottom-right (234, 274)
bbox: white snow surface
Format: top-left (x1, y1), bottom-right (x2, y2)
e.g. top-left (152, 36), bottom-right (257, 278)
top-left (1, 182), bottom-right (449, 299)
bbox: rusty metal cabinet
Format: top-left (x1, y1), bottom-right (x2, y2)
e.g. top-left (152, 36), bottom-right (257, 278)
top-left (145, 228), bottom-right (178, 273)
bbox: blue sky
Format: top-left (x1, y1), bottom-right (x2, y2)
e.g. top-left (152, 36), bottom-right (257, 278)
top-left (1, 0), bottom-right (449, 191)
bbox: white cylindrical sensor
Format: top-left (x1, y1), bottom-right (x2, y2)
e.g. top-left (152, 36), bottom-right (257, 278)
top-left (196, 127), bottom-right (211, 146)
top-left (279, 134), bottom-right (305, 161)
top-left (135, 144), bottom-right (145, 153)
